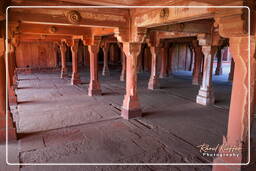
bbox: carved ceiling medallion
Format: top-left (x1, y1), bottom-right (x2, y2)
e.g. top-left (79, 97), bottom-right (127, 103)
top-left (66, 10), bottom-right (81, 24)
top-left (49, 26), bottom-right (57, 34)
top-left (160, 8), bottom-right (169, 19)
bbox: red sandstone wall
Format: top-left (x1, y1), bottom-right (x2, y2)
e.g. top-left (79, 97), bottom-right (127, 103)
top-left (16, 41), bottom-right (57, 68)
top-left (172, 44), bottom-right (192, 72)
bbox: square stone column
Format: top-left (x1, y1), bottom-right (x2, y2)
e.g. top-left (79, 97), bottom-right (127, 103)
top-left (88, 45), bottom-right (102, 96)
top-left (71, 39), bottom-right (81, 85)
top-left (148, 46), bottom-right (159, 90)
top-left (102, 43), bottom-right (110, 76)
top-left (212, 36), bottom-right (255, 171)
top-left (60, 41), bottom-right (68, 78)
top-left (196, 45), bottom-right (216, 105)
top-left (121, 42), bottom-right (142, 119)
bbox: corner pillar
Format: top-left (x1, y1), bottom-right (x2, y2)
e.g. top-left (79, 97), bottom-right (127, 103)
top-left (0, 38), bottom-right (16, 142)
top-left (212, 36), bottom-right (255, 171)
top-left (8, 42), bottom-right (17, 105)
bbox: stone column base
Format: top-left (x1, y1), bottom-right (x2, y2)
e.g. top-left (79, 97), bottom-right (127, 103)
top-left (71, 72), bottom-right (81, 85)
top-left (159, 72), bottom-right (168, 78)
top-left (102, 69), bottom-right (110, 76)
top-left (148, 76), bottom-right (158, 90)
top-left (88, 80), bottom-right (101, 96)
top-left (60, 69), bottom-right (68, 78)
top-left (196, 88), bottom-right (215, 105)
top-left (121, 107), bottom-right (142, 119)
top-left (120, 74), bottom-right (125, 82)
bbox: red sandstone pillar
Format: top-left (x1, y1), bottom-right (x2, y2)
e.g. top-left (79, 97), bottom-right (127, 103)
top-left (8, 42), bottom-right (17, 105)
top-left (71, 39), bottom-right (81, 85)
top-left (212, 36), bottom-right (255, 171)
top-left (148, 46), bottom-right (159, 90)
top-left (192, 40), bottom-right (203, 85)
top-left (118, 43), bottom-right (126, 82)
top-left (88, 45), bottom-right (101, 96)
top-left (228, 58), bottom-right (235, 81)
top-left (196, 45), bottom-right (216, 105)
top-left (0, 38), bottom-right (16, 143)
top-left (215, 47), bottom-right (223, 75)
top-left (121, 42), bottom-right (142, 119)
top-left (159, 43), bottom-right (169, 78)
top-left (60, 41), bottom-right (68, 78)
top-left (102, 43), bottom-right (110, 76)
top-left (137, 48), bottom-right (143, 73)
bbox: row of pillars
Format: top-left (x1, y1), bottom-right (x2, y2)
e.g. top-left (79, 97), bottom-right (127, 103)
top-left (59, 38), bottom-right (237, 114)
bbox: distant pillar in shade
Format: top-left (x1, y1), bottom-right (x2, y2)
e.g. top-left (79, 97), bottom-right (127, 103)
top-left (159, 42), bottom-right (169, 78)
top-left (215, 47), bottom-right (223, 75)
top-left (71, 39), bottom-right (81, 85)
top-left (228, 58), bottom-right (235, 81)
top-left (60, 41), bottom-right (68, 78)
top-left (102, 43), bottom-right (110, 76)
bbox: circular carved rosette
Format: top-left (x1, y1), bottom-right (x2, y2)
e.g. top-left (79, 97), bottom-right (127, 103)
top-left (66, 10), bottom-right (81, 24)
top-left (49, 26), bottom-right (57, 34)
top-left (160, 8), bottom-right (169, 19)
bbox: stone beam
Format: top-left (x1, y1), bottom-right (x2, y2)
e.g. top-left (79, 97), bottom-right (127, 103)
top-left (18, 23), bottom-right (92, 36)
top-left (133, 7), bottom-right (214, 28)
top-left (148, 19), bottom-right (213, 34)
top-left (158, 31), bottom-right (197, 39)
top-left (18, 34), bottom-right (72, 42)
top-left (9, 8), bottom-right (129, 28)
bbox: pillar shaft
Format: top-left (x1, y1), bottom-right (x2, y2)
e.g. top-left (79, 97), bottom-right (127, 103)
top-left (102, 43), bottom-right (110, 76)
top-left (121, 42), bottom-right (141, 119)
top-left (8, 43), bottom-right (17, 105)
top-left (120, 45), bottom-right (126, 82)
top-left (228, 58), bottom-right (235, 81)
top-left (159, 44), bottom-right (169, 78)
top-left (148, 46), bottom-right (158, 90)
top-left (215, 47), bottom-right (223, 75)
top-left (0, 38), bottom-right (16, 142)
top-left (60, 42), bottom-right (68, 78)
top-left (71, 39), bottom-right (81, 85)
top-left (196, 46), bottom-right (216, 105)
top-left (212, 37), bottom-right (255, 170)
top-left (192, 41), bottom-right (203, 85)
top-left (88, 45), bottom-right (101, 96)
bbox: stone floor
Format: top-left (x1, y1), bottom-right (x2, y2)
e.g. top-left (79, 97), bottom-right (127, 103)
top-left (2, 67), bottom-right (255, 171)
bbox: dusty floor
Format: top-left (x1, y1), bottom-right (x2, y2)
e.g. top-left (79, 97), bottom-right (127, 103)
top-left (2, 66), bottom-right (255, 171)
